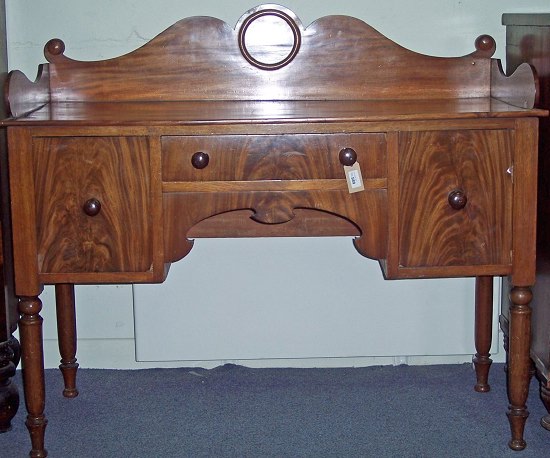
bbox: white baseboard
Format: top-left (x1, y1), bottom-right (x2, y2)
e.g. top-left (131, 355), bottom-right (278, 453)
top-left (41, 337), bottom-right (505, 370)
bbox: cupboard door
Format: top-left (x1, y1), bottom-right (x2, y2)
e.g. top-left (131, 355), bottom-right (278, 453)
top-left (398, 129), bottom-right (513, 268)
top-left (33, 136), bottom-right (152, 274)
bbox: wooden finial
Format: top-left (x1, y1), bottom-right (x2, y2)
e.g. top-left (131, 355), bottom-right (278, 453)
top-left (474, 34), bottom-right (496, 57)
top-left (44, 38), bottom-right (66, 60)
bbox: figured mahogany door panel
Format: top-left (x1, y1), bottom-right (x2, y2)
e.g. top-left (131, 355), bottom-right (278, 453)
top-left (161, 133), bottom-right (386, 182)
top-left (32, 136), bottom-right (153, 274)
top-left (398, 129), bottom-right (513, 268)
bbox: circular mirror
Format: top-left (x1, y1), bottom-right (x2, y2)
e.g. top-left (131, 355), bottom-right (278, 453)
top-left (238, 9), bottom-right (301, 70)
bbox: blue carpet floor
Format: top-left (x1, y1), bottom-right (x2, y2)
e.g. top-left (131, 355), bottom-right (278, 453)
top-left (0, 363), bottom-right (548, 457)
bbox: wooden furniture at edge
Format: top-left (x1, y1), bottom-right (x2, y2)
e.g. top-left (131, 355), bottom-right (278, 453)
top-left (0, 0), bottom-right (20, 435)
top-left (502, 13), bottom-right (550, 432)
top-left (1, 5), bottom-right (546, 456)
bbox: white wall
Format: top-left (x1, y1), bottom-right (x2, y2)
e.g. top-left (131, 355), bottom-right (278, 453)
top-left (5, 0), bottom-right (549, 369)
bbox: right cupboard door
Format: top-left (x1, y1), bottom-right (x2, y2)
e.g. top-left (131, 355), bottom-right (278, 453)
top-left (398, 129), bottom-right (513, 273)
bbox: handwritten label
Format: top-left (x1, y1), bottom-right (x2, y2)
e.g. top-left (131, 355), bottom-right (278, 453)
top-left (344, 162), bottom-right (365, 193)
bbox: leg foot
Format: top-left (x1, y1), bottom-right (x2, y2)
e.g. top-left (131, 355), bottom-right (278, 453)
top-left (473, 276), bottom-right (493, 392)
top-left (26, 414), bottom-right (48, 458)
top-left (507, 407), bottom-right (529, 450)
top-left (55, 284), bottom-right (79, 398)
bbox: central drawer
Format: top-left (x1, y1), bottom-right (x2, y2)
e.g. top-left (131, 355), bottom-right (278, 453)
top-left (161, 133), bottom-right (387, 182)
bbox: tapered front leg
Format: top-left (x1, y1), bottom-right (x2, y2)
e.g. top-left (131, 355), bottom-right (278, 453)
top-left (473, 276), bottom-right (493, 392)
top-left (506, 286), bottom-right (532, 451)
top-left (19, 295), bottom-right (47, 457)
top-left (55, 284), bottom-right (79, 398)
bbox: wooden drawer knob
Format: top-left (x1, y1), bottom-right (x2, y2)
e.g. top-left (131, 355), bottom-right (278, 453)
top-left (191, 151), bottom-right (210, 169)
top-left (448, 189), bottom-right (467, 210)
top-left (83, 198), bottom-right (102, 216)
top-left (339, 147), bottom-right (357, 166)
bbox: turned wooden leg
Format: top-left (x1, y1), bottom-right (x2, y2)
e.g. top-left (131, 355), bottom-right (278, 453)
top-left (0, 336), bottom-right (20, 432)
top-left (506, 286), bottom-right (532, 451)
top-left (19, 295), bottom-right (48, 457)
top-left (55, 284), bottom-right (79, 398)
top-left (473, 276), bottom-right (493, 392)
top-left (539, 382), bottom-right (550, 431)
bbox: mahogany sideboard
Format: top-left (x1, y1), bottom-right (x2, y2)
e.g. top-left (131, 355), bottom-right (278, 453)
top-left (502, 12), bottom-right (550, 432)
top-left (1, 5), bottom-right (547, 456)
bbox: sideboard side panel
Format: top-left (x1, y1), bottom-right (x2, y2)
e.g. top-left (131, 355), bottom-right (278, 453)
top-left (7, 128), bottom-right (40, 295)
top-left (511, 117), bottom-right (539, 285)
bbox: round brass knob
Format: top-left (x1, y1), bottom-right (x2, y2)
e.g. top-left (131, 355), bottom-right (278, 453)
top-left (191, 151), bottom-right (209, 169)
top-left (83, 198), bottom-right (102, 217)
top-left (448, 190), bottom-right (467, 210)
top-left (339, 148), bottom-right (357, 166)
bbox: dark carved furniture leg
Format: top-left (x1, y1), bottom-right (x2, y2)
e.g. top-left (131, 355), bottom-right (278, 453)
top-left (19, 295), bottom-right (47, 458)
top-left (55, 284), bottom-right (79, 398)
top-left (473, 276), bottom-right (493, 392)
top-left (8, 335), bottom-right (20, 367)
top-left (506, 286), bottom-right (532, 451)
top-left (0, 335), bottom-right (19, 432)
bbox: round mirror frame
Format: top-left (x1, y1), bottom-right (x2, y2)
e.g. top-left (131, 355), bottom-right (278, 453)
top-left (238, 8), bottom-right (302, 71)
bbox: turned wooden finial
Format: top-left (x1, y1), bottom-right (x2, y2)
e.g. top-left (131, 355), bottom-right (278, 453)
top-left (474, 34), bottom-right (496, 57)
top-left (44, 38), bottom-right (65, 59)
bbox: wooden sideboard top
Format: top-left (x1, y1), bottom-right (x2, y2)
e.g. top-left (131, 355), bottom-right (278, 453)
top-left (2, 4), bottom-right (546, 124)
top-left (2, 97), bottom-right (545, 127)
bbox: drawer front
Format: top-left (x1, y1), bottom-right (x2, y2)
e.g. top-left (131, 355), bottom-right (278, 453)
top-left (162, 133), bottom-right (386, 182)
top-left (398, 129), bottom-right (513, 268)
top-left (33, 136), bottom-right (153, 274)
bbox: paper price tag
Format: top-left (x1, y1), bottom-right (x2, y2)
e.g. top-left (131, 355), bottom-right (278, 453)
top-left (344, 162), bottom-right (365, 193)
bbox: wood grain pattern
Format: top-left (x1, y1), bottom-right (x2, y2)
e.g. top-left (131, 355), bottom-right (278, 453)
top-left (32, 136), bottom-right (153, 274)
top-left (39, 12), bottom-right (497, 103)
top-left (398, 129), bottom-right (513, 268)
top-left (162, 133), bottom-right (386, 182)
